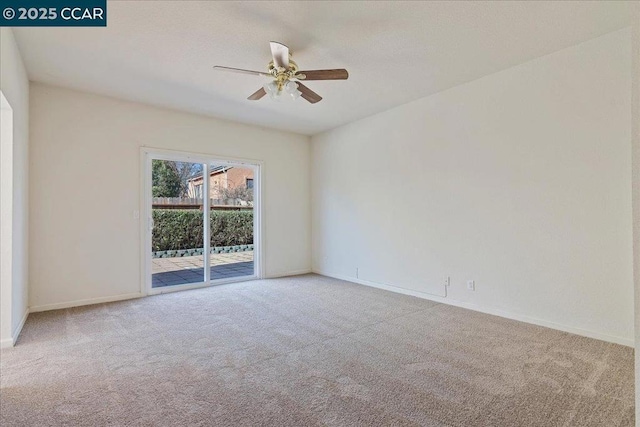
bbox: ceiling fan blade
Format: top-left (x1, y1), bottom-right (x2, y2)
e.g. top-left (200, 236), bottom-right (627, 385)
top-left (247, 87), bottom-right (267, 101)
top-left (213, 66), bottom-right (271, 77)
top-left (297, 69), bottom-right (349, 80)
top-left (270, 41), bottom-right (290, 69)
top-left (297, 82), bottom-right (322, 104)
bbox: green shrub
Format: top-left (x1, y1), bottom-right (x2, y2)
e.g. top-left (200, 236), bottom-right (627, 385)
top-left (152, 209), bottom-right (253, 251)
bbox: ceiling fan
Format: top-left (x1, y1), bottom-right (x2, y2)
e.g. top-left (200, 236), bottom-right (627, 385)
top-left (214, 41), bottom-right (349, 104)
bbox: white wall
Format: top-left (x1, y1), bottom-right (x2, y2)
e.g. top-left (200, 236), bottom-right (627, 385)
top-left (29, 83), bottom-right (310, 311)
top-left (312, 29), bottom-right (634, 346)
top-left (0, 28), bottom-right (29, 347)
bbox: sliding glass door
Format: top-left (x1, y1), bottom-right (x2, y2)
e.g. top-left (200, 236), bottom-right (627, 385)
top-left (145, 152), bottom-right (259, 293)
top-left (208, 163), bottom-right (255, 281)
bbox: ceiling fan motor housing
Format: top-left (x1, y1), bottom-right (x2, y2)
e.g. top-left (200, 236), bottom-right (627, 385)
top-left (268, 58), bottom-right (305, 90)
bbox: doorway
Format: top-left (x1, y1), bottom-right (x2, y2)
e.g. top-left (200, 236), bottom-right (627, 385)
top-left (142, 149), bottom-right (261, 294)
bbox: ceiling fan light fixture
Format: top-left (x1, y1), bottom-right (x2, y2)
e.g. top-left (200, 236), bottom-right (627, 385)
top-left (263, 80), bottom-right (301, 101)
top-left (285, 81), bottom-right (302, 100)
top-left (265, 81), bottom-right (283, 101)
top-left (263, 81), bottom-right (278, 97)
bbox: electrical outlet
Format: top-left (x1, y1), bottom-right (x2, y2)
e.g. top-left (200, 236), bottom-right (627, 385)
top-left (442, 276), bottom-right (450, 287)
top-left (133, 210), bottom-right (140, 219)
top-left (356, 267), bottom-right (359, 278)
top-left (467, 280), bottom-right (475, 291)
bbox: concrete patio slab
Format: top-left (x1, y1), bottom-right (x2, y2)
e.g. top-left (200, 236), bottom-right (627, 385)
top-left (152, 251), bottom-right (254, 288)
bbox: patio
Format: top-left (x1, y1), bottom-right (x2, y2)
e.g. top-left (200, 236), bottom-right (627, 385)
top-left (152, 251), bottom-right (254, 288)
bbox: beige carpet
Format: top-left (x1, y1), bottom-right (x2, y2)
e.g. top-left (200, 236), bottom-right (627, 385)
top-left (0, 274), bottom-right (634, 426)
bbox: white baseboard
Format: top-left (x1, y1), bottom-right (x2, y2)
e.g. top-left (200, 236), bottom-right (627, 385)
top-left (30, 292), bottom-right (143, 313)
top-left (312, 269), bottom-right (634, 348)
top-left (265, 268), bottom-right (312, 279)
top-left (12, 308), bottom-right (29, 345)
top-left (1, 308), bottom-right (29, 348)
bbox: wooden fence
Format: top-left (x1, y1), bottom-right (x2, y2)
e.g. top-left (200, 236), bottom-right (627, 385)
top-left (152, 197), bottom-right (253, 210)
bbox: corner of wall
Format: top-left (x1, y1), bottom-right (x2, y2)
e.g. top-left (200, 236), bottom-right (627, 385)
top-left (306, 133), bottom-right (314, 272)
top-left (631, 5), bottom-right (640, 421)
top-left (0, 26), bottom-right (30, 347)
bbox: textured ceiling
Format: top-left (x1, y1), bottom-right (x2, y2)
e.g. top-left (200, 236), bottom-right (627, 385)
top-left (13, 1), bottom-right (635, 135)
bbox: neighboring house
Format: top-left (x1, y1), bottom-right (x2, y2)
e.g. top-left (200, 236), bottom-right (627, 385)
top-left (187, 166), bottom-right (254, 202)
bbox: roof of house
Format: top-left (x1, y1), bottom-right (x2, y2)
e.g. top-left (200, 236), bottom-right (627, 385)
top-left (187, 166), bottom-right (232, 183)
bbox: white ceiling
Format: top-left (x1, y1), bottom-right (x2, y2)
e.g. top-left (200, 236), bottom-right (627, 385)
top-left (13, 1), bottom-right (635, 135)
